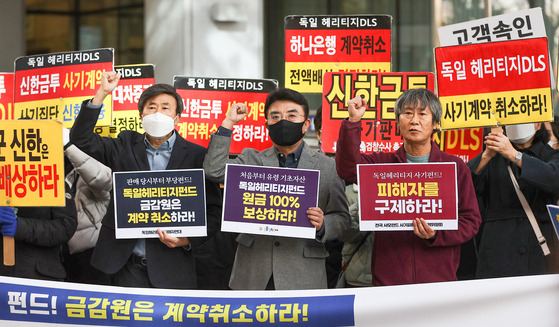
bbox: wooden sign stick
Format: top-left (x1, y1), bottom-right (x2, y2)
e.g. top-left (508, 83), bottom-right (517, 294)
top-left (3, 236), bottom-right (14, 266)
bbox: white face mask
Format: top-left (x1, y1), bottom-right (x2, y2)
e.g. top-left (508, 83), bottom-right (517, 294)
top-left (505, 123), bottom-right (536, 144)
top-left (142, 112), bottom-right (177, 139)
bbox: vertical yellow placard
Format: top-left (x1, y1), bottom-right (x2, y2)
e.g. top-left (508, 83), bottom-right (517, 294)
top-left (0, 120), bottom-right (65, 206)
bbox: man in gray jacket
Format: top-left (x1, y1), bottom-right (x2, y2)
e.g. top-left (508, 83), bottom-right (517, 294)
top-left (203, 88), bottom-right (349, 290)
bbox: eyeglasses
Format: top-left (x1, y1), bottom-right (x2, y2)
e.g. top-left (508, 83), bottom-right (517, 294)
top-left (267, 112), bottom-right (305, 124)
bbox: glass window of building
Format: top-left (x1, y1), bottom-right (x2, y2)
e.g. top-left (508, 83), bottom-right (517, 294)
top-left (26, 0), bottom-right (144, 65)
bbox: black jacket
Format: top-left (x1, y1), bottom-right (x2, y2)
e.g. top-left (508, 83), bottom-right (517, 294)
top-left (70, 100), bottom-right (222, 289)
top-left (468, 141), bottom-right (559, 277)
top-left (0, 185), bottom-right (77, 280)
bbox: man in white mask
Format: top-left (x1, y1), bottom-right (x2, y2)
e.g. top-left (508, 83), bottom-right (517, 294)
top-left (467, 122), bottom-right (559, 278)
top-left (70, 71), bottom-right (223, 289)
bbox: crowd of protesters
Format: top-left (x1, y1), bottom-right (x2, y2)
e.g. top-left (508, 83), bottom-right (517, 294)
top-left (0, 71), bottom-right (557, 290)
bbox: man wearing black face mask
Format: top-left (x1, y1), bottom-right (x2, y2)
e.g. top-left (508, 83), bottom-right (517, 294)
top-left (203, 88), bottom-right (350, 290)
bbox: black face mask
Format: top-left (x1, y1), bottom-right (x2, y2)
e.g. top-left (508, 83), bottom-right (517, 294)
top-left (267, 120), bottom-right (306, 146)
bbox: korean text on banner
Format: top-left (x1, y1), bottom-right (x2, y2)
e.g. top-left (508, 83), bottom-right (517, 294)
top-left (435, 37), bottom-right (552, 130)
top-left (222, 164), bottom-right (320, 239)
top-left (437, 7), bottom-right (555, 91)
top-left (113, 169), bottom-right (207, 239)
top-left (438, 7), bottom-right (546, 46)
top-left (95, 64), bottom-right (155, 138)
top-left (0, 120), bottom-right (65, 207)
top-left (357, 162), bottom-right (458, 231)
top-left (0, 276), bottom-right (355, 326)
top-left (14, 48), bottom-right (114, 128)
top-left (432, 128), bottom-right (484, 164)
top-left (285, 15), bottom-right (392, 93)
top-left (321, 71), bottom-right (434, 154)
top-left (1, 274), bottom-right (559, 327)
top-left (174, 76), bottom-right (277, 153)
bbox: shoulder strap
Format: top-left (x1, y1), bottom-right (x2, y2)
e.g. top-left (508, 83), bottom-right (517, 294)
top-left (507, 165), bottom-right (550, 256)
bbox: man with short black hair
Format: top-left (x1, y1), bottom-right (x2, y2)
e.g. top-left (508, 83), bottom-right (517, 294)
top-left (203, 88), bottom-right (350, 290)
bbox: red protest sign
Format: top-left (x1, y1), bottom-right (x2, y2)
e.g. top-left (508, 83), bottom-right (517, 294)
top-left (433, 128), bottom-right (484, 163)
top-left (285, 15), bottom-right (392, 93)
top-left (0, 73), bottom-right (14, 120)
top-left (435, 37), bottom-right (552, 129)
top-left (174, 76), bottom-right (277, 153)
top-left (357, 163), bottom-right (458, 231)
top-left (14, 48), bottom-right (114, 127)
top-left (321, 71), bottom-right (434, 154)
top-left (94, 64), bottom-right (155, 137)
top-left (113, 64), bottom-right (154, 112)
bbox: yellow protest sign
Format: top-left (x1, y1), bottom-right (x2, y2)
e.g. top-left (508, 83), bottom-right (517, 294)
top-left (0, 120), bottom-right (65, 206)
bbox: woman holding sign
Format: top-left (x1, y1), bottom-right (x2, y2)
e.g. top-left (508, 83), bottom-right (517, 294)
top-left (468, 123), bottom-right (559, 277)
top-left (335, 88), bottom-right (481, 286)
